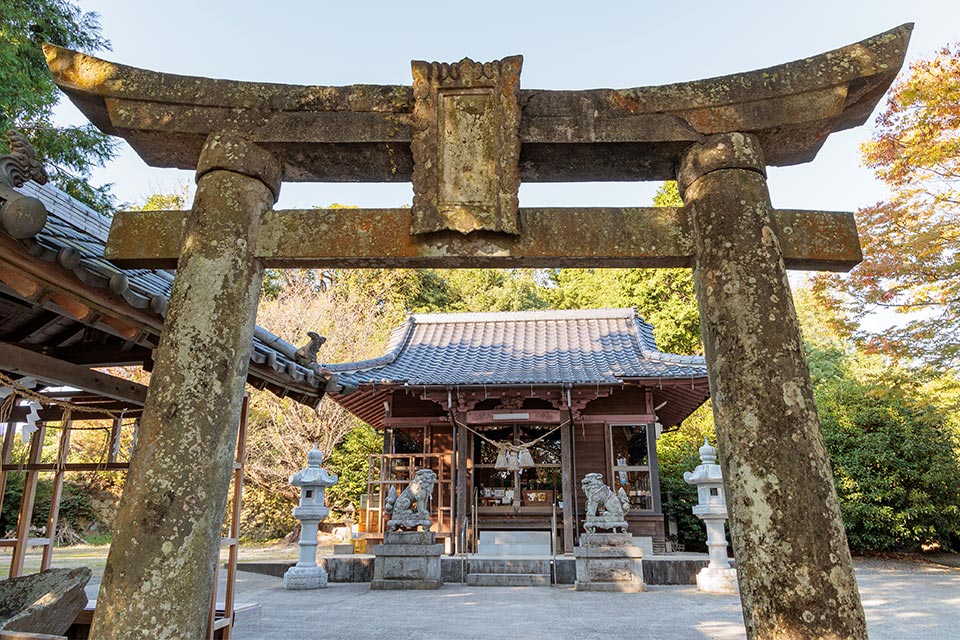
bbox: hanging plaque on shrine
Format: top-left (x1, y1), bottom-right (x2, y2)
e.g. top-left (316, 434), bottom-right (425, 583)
top-left (410, 55), bottom-right (522, 236)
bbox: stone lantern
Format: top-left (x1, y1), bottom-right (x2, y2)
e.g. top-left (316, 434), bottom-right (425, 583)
top-left (283, 446), bottom-right (338, 590)
top-left (683, 438), bottom-right (738, 593)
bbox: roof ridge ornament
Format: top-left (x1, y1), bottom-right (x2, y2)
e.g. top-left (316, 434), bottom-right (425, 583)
top-left (0, 130), bottom-right (50, 239)
top-left (1, 130), bottom-right (49, 189)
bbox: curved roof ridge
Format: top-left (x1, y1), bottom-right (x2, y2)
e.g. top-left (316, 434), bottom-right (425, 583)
top-left (626, 313), bottom-right (707, 368)
top-left (630, 313), bottom-right (659, 354)
top-left (409, 307), bottom-right (636, 324)
top-left (323, 307), bottom-right (708, 387)
top-left (323, 315), bottom-right (417, 374)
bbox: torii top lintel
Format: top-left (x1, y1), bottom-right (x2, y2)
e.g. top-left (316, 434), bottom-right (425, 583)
top-left (44, 24), bottom-right (911, 185)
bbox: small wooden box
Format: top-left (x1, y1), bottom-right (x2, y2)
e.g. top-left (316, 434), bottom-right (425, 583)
top-left (522, 490), bottom-right (555, 506)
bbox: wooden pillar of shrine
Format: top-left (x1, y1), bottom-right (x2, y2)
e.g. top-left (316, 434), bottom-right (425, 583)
top-left (559, 417), bottom-right (575, 553)
top-left (679, 132), bottom-right (866, 640)
top-left (91, 133), bottom-right (280, 640)
top-left (455, 420), bottom-right (469, 553)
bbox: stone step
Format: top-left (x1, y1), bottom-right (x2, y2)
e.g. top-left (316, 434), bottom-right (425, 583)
top-left (477, 530), bottom-right (551, 546)
top-left (465, 573), bottom-right (551, 587)
top-left (476, 542), bottom-right (552, 557)
top-left (468, 558), bottom-right (552, 575)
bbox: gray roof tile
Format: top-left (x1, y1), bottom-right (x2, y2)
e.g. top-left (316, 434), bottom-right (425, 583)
top-left (325, 308), bottom-right (707, 386)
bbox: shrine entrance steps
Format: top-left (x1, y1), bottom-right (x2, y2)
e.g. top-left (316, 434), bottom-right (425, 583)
top-left (464, 558), bottom-right (553, 587)
top-left (476, 531), bottom-right (552, 556)
top-left (466, 531), bottom-right (554, 586)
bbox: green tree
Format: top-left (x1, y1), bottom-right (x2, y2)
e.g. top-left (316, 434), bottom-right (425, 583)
top-left (325, 424), bottom-right (384, 513)
top-left (423, 269), bottom-right (548, 313)
top-left (548, 182), bottom-right (702, 354)
top-left (133, 186), bottom-right (191, 212)
top-left (817, 367), bottom-right (960, 552)
top-left (0, 0), bottom-right (116, 210)
top-left (817, 43), bottom-right (960, 370)
top-left (656, 404), bottom-right (716, 551)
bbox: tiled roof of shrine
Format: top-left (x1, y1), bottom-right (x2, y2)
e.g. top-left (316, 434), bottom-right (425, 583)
top-left (324, 308), bottom-right (707, 386)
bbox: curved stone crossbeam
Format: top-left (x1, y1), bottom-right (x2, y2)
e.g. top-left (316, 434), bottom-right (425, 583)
top-left (44, 25), bottom-right (911, 182)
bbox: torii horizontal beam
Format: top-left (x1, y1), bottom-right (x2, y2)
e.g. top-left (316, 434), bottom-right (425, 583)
top-left (44, 24), bottom-right (912, 182)
top-left (105, 206), bottom-right (861, 271)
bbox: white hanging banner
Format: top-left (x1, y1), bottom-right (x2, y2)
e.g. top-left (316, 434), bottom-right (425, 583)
top-left (20, 401), bottom-right (42, 443)
top-left (0, 377), bottom-right (42, 442)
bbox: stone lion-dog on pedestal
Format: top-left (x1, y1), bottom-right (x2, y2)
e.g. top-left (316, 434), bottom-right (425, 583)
top-left (385, 468), bottom-right (437, 532)
top-left (581, 472), bottom-right (631, 533)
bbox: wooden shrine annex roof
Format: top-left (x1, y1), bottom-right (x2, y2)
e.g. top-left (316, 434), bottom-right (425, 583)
top-left (324, 308), bottom-right (710, 428)
top-left (0, 182), bottom-right (326, 408)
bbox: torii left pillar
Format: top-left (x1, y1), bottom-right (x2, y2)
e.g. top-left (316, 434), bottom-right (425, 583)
top-left (91, 133), bottom-right (280, 640)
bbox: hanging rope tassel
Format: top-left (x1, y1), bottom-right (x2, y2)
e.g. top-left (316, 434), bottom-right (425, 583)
top-left (494, 447), bottom-right (508, 470)
top-left (518, 447), bottom-right (536, 469)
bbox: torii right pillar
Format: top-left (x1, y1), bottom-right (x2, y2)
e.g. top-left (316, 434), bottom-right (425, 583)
top-left (679, 132), bottom-right (866, 640)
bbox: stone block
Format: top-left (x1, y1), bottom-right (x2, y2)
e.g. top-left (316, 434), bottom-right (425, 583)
top-left (574, 539), bottom-right (646, 593)
top-left (588, 559), bottom-right (635, 582)
top-left (573, 579), bottom-right (647, 593)
top-left (580, 532), bottom-right (633, 547)
top-left (554, 557), bottom-right (576, 584)
top-left (371, 531), bottom-right (443, 590)
top-left (466, 573), bottom-right (551, 587)
top-left (696, 566), bottom-right (739, 594)
top-left (0, 568), bottom-right (91, 636)
top-left (410, 56), bottom-right (522, 236)
top-left (283, 565), bottom-right (328, 590)
top-left (333, 543), bottom-right (355, 555)
top-left (323, 556), bottom-right (374, 583)
top-left (369, 579), bottom-right (443, 590)
top-left (370, 543), bottom-right (444, 557)
top-left (574, 545), bottom-right (643, 559)
top-left (384, 531), bottom-right (435, 545)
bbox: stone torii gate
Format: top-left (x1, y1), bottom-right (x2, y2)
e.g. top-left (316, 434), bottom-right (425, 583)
top-left (45, 24), bottom-right (911, 640)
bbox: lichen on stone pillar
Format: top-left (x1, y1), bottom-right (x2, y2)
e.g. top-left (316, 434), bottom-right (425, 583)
top-left (90, 132), bottom-right (281, 640)
top-left (679, 132), bottom-right (866, 640)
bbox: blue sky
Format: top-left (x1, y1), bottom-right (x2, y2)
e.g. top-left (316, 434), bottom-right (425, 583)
top-left (58, 0), bottom-right (959, 216)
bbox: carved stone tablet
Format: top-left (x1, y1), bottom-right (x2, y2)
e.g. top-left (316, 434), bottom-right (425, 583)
top-left (411, 56), bottom-right (522, 235)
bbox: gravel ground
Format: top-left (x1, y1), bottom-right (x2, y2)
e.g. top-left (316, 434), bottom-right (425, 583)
top-left (4, 547), bottom-right (957, 639)
top-left (229, 556), bottom-right (960, 640)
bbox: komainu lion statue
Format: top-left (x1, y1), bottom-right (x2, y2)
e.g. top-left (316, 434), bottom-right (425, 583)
top-left (581, 473), bottom-right (631, 533)
top-left (385, 468), bottom-right (437, 531)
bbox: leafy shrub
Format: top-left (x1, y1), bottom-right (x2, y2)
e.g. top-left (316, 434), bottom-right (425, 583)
top-left (656, 404), bottom-right (715, 552)
top-left (817, 377), bottom-right (960, 552)
top-left (1, 474), bottom-right (107, 542)
top-left (326, 424), bottom-right (383, 514)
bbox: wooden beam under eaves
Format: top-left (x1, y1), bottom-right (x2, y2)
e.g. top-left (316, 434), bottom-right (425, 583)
top-left (0, 342), bottom-right (148, 406)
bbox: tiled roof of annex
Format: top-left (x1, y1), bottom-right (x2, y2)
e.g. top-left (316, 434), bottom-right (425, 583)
top-left (324, 308), bottom-right (706, 387)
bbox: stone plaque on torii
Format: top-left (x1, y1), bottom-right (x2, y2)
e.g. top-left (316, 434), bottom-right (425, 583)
top-left (45, 24), bottom-right (912, 640)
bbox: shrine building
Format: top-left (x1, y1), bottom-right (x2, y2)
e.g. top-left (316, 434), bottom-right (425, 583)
top-left (324, 308), bottom-right (710, 555)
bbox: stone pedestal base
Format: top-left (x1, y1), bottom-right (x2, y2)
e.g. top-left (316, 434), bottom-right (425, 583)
top-left (696, 566), bottom-right (739, 593)
top-left (574, 533), bottom-right (646, 592)
top-left (371, 531), bottom-right (443, 590)
top-left (283, 565), bottom-right (329, 590)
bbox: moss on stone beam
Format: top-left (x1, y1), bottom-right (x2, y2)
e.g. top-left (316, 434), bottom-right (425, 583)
top-left (104, 206), bottom-right (861, 272)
